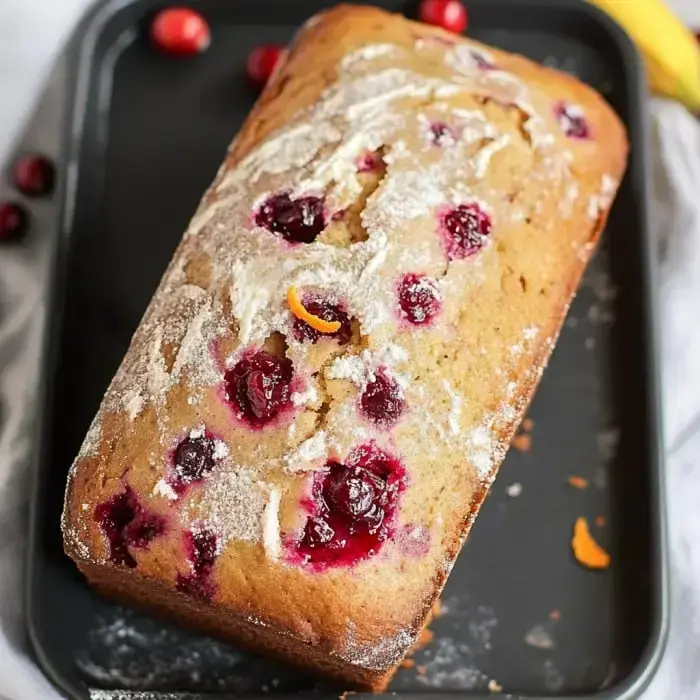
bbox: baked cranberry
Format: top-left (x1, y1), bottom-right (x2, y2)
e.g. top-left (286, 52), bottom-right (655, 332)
top-left (94, 486), bottom-right (166, 568)
top-left (246, 44), bottom-right (285, 87)
top-left (0, 203), bottom-right (28, 241)
top-left (150, 7), bottom-right (210, 56)
top-left (419, 0), bottom-right (468, 34)
top-left (360, 368), bottom-right (405, 427)
top-left (554, 102), bottom-right (591, 139)
top-left (13, 155), bottom-right (54, 197)
top-left (293, 443), bottom-right (406, 569)
top-left (428, 121), bottom-right (458, 146)
top-left (398, 273), bottom-right (442, 326)
top-left (177, 528), bottom-right (218, 598)
top-left (470, 49), bottom-right (495, 70)
top-left (224, 350), bottom-right (293, 428)
top-left (356, 151), bottom-right (383, 173)
top-left (292, 293), bottom-right (352, 345)
top-left (439, 203), bottom-right (492, 259)
top-left (255, 192), bottom-right (326, 244)
top-left (170, 432), bottom-right (223, 492)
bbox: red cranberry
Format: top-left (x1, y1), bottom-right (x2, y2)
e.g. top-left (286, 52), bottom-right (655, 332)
top-left (360, 368), bottom-right (405, 428)
top-left (292, 293), bottom-right (352, 345)
top-left (419, 0), bottom-right (468, 34)
top-left (554, 102), bottom-right (591, 139)
top-left (94, 486), bottom-right (166, 568)
top-left (398, 273), bottom-right (442, 326)
top-left (439, 203), bottom-right (492, 259)
top-left (255, 192), bottom-right (326, 244)
top-left (170, 431), bottom-right (222, 492)
top-left (356, 151), bottom-right (382, 173)
top-left (13, 155), bottom-right (54, 197)
top-left (177, 528), bottom-right (218, 598)
top-left (150, 7), bottom-right (210, 56)
top-left (224, 350), bottom-right (293, 428)
top-left (292, 443), bottom-right (406, 569)
top-left (428, 121), bottom-right (458, 146)
top-left (246, 44), bottom-right (285, 87)
top-left (0, 203), bottom-right (28, 241)
top-left (327, 466), bottom-right (387, 527)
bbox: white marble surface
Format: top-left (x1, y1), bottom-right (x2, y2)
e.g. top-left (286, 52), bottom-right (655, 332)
top-left (0, 1), bottom-right (699, 699)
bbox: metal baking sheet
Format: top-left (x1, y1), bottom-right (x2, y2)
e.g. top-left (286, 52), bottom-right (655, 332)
top-left (26, 0), bottom-right (668, 698)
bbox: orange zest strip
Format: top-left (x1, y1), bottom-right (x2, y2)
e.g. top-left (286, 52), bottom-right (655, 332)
top-left (287, 287), bottom-right (341, 334)
top-left (572, 516), bottom-right (610, 570)
top-left (568, 475), bottom-right (588, 489)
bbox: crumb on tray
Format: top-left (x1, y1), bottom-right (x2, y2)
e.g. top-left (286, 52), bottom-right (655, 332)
top-left (488, 678), bottom-right (503, 692)
top-left (567, 475), bottom-right (588, 489)
top-left (506, 482), bottom-right (522, 497)
top-left (512, 433), bottom-right (532, 452)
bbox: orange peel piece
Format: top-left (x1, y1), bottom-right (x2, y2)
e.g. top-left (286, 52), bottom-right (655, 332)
top-left (287, 287), bottom-right (341, 334)
top-left (568, 475), bottom-right (588, 489)
top-left (572, 516), bottom-right (610, 570)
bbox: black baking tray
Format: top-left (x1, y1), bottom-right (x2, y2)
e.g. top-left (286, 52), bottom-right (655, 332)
top-left (26, 0), bottom-right (668, 698)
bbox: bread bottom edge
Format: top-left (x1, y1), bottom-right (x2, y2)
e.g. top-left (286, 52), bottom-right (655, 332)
top-left (77, 561), bottom-right (397, 692)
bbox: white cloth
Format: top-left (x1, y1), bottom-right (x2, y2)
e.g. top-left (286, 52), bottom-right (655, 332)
top-left (0, 1), bottom-right (699, 699)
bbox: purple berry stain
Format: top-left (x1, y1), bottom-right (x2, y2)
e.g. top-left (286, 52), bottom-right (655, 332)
top-left (554, 102), bottom-right (591, 139)
top-left (177, 528), bottom-right (219, 599)
top-left (427, 121), bottom-right (458, 147)
top-left (94, 486), bottom-right (166, 568)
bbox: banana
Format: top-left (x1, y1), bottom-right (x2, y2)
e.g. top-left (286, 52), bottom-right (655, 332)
top-left (587, 0), bottom-right (700, 111)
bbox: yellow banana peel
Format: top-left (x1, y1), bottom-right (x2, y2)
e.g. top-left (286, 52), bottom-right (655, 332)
top-left (587, 0), bottom-right (700, 111)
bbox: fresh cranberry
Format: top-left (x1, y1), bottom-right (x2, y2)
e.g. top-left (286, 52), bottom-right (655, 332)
top-left (360, 368), bottom-right (405, 427)
top-left (418, 0), bottom-right (468, 34)
top-left (398, 273), bottom-right (442, 326)
top-left (554, 102), bottom-right (591, 139)
top-left (170, 432), bottom-right (222, 492)
top-left (292, 293), bottom-right (352, 345)
top-left (224, 350), bottom-right (293, 428)
top-left (246, 44), bottom-right (285, 87)
top-left (439, 203), bottom-right (492, 259)
top-left (292, 443), bottom-right (406, 569)
top-left (177, 528), bottom-right (218, 598)
top-left (150, 7), bottom-right (210, 56)
top-left (13, 155), bottom-right (54, 197)
top-left (427, 121), bottom-right (458, 147)
top-left (255, 192), bottom-right (326, 244)
top-left (0, 203), bottom-right (28, 241)
top-left (356, 151), bottom-right (383, 173)
top-left (94, 486), bottom-right (166, 568)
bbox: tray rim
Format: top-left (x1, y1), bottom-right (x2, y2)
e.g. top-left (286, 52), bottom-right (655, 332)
top-left (25, 0), bottom-right (669, 698)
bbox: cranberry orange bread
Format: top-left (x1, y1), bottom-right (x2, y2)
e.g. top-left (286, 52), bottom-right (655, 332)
top-left (62, 4), bottom-right (627, 690)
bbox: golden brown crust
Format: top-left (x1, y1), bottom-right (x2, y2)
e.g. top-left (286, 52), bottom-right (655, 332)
top-left (62, 5), bottom-right (628, 691)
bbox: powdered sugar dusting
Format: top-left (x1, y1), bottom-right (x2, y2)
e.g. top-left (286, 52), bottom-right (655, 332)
top-left (283, 431), bottom-right (328, 472)
top-left (338, 624), bottom-right (414, 670)
top-left (442, 379), bottom-right (463, 436)
top-left (186, 466), bottom-right (268, 545)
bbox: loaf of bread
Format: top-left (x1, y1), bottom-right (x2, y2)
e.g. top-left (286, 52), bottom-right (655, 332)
top-left (62, 4), bottom-right (627, 690)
